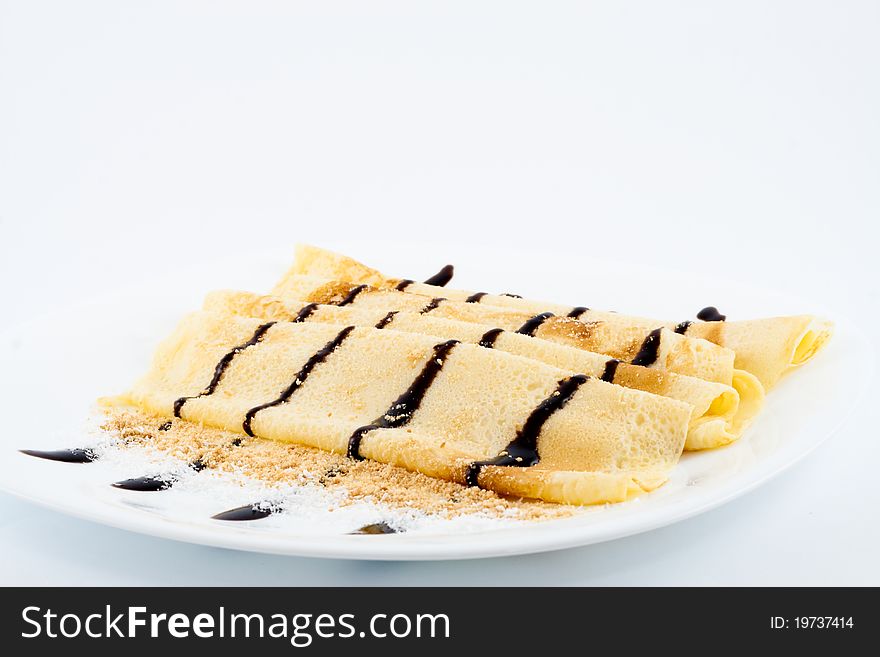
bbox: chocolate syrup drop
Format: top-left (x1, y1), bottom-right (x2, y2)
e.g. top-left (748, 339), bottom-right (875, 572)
top-left (600, 359), bottom-right (620, 383)
top-left (20, 448), bottom-right (97, 463)
top-left (423, 265), bottom-right (454, 287)
top-left (293, 303), bottom-right (319, 323)
top-left (212, 504), bottom-right (274, 521)
top-left (696, 306), bottom-right (726, 322)
top-left (336, 285), bottom-right (368, 307)
top-left (112, 475), bottom-right (174, 492)
top-left (478, 328), bottom-right (504, 349)
top-left (346, 340), bottom-right (460, 460)
top-left (394, 279), bottom-right (414, 291)
top-left (419, 297), bottom-right (446, 314)
top-left (515, 312), bottom-right (555, 337)
top-left (350, 522), bottom-right (398, 535)
top-left (567, 306), bottom-right (589, 319)
top-left (374, 311), bottom-right (399, 329)
top-left (112, 458), bottom-right (206, 492)
top-left (674, 321), bottom-right (692, 335)
top-left (631, 328), bottom-right (663, 367)
top-left (465, 375), bottom-right (589, 487)
top-left (501, 293), bottom-right (523, 299)
top-left (466, 292), bottom-right (488, 303)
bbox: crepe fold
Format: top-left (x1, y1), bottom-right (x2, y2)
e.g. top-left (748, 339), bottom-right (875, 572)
top-left (205, 290), bottom-right (757, 450)
top-left (111, 312), bottom-right (690, 505)
top-left (268, 273), bottom-right (764, 444)
top-left (289, 244), bottom-right (832, 389)
top-left (272, 275), bottom-right (739, 383)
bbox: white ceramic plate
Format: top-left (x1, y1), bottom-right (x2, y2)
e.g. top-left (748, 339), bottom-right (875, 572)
top-left (0, 244), bottom-right (869, 560)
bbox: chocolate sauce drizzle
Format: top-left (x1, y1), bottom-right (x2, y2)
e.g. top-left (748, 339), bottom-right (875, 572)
top-left (111, 458), bottom-right (206, 492)
top-left (112, 475), bottom-right (175, 492)
top-left (419, 297), bottom-right (446, 314)
top-left (674, 321), bottom-right (692, 335)
top-left (346, 340), bottom-right (459, 460)
top-left (20, 448), bottom-right (97, 464)
top-left (631, 328), bottom-right (663, 367)
top-left (466, 292), bottom-right (488, 303)
top-left (567, 306), bottom-right (589, 319)
top-left (336, 284), bottom-right (368, 307)
top-left (515, 312), bottom-right (555, 337)
top-left (600, 359), bottom-right (620, 383)
top-left (478, 328), bottom-right (504, 349)
top-left (696, 306), bottom-right (726, 322)
top-left (374, 311), bottom-right (398, 329)
top-left (243, 326), bottom-right (356, 437)
top-left (423, 264), bottom-right (454, 287)
top-left (501, 293), bottom-right (522, 299)
top-left (173, 322), bottom-right (277, 418)
top-left (394, 279), bottom-right (414, 291)
top-left (293, 303), bottom-right (319, 323)
top-left (158, 420), bottom-right (173, 431)
top-left (212, 504), bottom-right (275, 521)
top-left (351, 522), bottom-right (398, 535)
top-left (465, 375), bottom-right (589, 487)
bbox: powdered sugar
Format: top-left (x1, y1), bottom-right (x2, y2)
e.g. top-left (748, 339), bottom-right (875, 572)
top-left (84, 411), bottom-right (570, 537)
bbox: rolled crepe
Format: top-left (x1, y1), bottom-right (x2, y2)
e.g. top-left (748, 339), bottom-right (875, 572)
top-left (289, 244), bottom-right (832, 389)
top-left (112, 311), bottom-right (691, 505)
top-left (204, 289), bottom-right (760, 450)
top-left (270, 275), bottom-right (761, 414)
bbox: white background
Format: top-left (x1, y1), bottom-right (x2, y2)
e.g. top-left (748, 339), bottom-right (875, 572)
top-left (1, 1), bottom-right (877, 585)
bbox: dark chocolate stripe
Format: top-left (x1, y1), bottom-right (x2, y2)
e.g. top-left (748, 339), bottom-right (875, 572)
top-left (419, 297), bottom-right (446, 314)
top-left (394, 279), bottom-right (414, 291)
top-left (515, 312), bottom-right (555, 337)
top-left (243, 326), bottom-right (356, 436)
top-left (212, 504), bottom-right (275, 521)
top-left (674, 321), bottom-right (692, 335)
top-left (20, 448), bottom-right (97, 464)
top-left (466, 292), bottom-right (488, 303)
top-left (173, 322), bottom-right (277, 418)
top-left (478, 328), bottom-right (504, 349)
top-left (501, 293), bottom-right (522, 299)
top-left (374, 311), bottom-right (399, 329)
top-left (423, 265), bottom-right (454, 287)
top-left (336, 284), bottom-right (368, 307)
top-left (567, 306), bottom-right (589, 319)
top-left (696, 306), bottom-right (726, 322)
top-left (293, 303), bottom-right (319, 322)
top-left (600, 359), bottom-right (620, 383)
top-left (112, 475), bottom-right (174, 492)
top-left (631, 328), bottom-right (663, 367)
top-left (346, 340), bottom-right (459, 460)
top-left (350, 522), bottom-right (398, 535)
top-left (111, 458), bottom-right (206, 492)
top-left (465, 375), bottom-right (589, 487)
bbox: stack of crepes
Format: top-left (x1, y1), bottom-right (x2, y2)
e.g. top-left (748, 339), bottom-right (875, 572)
top-left (110, 245), bottom-right (832, 506)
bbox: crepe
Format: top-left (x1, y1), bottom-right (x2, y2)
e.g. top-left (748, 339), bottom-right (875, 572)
top-left (289, 244), bottom-right (832, 389)
top-left (111, 311), bottom-right (691, 505)
top-left (204, 290), bottom-right (760, 450)
top-left (268, 273), bottom-right (764, 435)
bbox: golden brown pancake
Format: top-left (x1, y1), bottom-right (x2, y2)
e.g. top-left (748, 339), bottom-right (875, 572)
top-left (109, 311), bottom-right (691, 505)
top-left (288, 244), bottom-right (832, 389)
top-left (204, 289), bottom-right (760, 450)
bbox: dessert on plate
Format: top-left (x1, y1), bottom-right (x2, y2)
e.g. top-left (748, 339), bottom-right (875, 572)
top-left (22, 245), bottom-right (833, 524)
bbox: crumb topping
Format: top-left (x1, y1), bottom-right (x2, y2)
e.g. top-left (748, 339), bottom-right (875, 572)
top-left (101, 410), bottom-right (572, 522)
